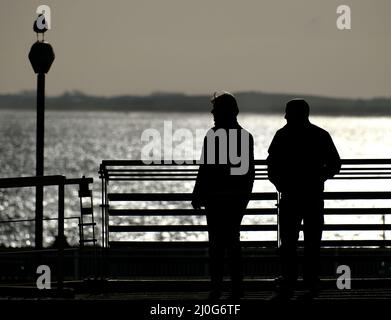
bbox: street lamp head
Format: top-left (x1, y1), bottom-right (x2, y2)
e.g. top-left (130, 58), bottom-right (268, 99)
top-left (29, 41), bottom-right (55, 74)
top-left (30, 11), bottom-right (54, 74)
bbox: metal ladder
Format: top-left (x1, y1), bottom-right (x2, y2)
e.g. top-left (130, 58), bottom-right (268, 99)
top-left (78, 176), bottom-right (97, 247)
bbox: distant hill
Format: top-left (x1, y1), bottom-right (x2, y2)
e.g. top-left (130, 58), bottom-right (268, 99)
top-left (0, 90), bottom-right (390, 116)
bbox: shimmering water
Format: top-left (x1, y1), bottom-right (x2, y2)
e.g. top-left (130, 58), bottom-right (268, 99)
top-left (0, 110), bottom-right (390, 247)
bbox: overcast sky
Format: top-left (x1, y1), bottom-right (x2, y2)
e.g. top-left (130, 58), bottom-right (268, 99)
top-left (0, 0), bottom-right (390, 98)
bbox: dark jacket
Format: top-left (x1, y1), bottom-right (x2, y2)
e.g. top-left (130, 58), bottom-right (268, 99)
top-left (192, 125), bottom-right (255, 207)
top-left (267, 122), bottom-right (341, 194)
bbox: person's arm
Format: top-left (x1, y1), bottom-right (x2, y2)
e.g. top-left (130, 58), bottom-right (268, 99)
top-left (247, 133), bottom-right (255, 193)
top-left (267, 133), bottom-right (284, 192)
top-left (192, 136), bottom-right (207, 209)
top-left (322, 133), bottom-right (341, 180)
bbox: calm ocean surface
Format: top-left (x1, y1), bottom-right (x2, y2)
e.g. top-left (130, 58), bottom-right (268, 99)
top-left (0, 110), bottom-right (390, 247)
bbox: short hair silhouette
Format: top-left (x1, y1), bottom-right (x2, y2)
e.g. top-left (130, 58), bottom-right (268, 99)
top-left (285, 98), bottom-right (310, 120)
top-left (211, 91), bottom-right (239, 117)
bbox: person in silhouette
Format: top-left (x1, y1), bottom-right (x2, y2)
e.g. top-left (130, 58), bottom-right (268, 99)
top-left (267, 99), bottom-right (341, 300)
top-left (192, 92), bottom-right (255, 300)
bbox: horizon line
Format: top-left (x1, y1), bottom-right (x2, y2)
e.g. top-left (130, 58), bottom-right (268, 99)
top-left (1, 89), bottom-right (391, 101)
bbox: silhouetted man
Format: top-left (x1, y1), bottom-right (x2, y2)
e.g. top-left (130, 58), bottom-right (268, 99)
top-left (267, 99), bottom-right (341, 300)
top-left (192, 92), bottom-right (255, 300)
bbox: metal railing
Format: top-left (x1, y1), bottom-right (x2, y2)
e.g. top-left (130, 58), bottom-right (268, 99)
top-left (0, 175), bottom-right (65, 289)
top-left (0, 175), bottom-right (94, 288)
top-left (99, 159), bottom-right (391, 249)
top-left (0, 217), bottom-right (82, 248)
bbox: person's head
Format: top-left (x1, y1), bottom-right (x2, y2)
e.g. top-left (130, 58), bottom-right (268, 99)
top-left (284, 98), bottom-right (310, 127)
top-left (210, 91), bottom-right (239, 127)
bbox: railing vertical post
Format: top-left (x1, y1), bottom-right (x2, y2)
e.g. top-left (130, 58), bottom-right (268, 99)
top-left (57, 178), bottom-right (64, 290)
top-left (99, 164), bottom-right (108, 279)
top-left (105, 179), bottom-right (109, 248)
top-left (100, 165), bottom-right (104, 248)
top-left (277, 191), bottom-right (281, 248)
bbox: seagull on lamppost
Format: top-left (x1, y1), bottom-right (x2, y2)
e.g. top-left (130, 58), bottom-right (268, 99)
top-left (33, 14), bottom-right (48, 42)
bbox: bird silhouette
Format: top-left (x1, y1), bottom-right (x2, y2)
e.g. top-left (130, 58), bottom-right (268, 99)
top-left (33, 14), bottom-right (48, 42)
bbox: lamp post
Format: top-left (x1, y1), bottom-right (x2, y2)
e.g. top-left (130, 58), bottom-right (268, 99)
top-left (28, 14), bottom-right (55, 249)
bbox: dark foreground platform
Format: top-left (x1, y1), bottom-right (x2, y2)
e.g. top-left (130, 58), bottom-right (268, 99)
top-left (1, 279), bottom-right (391, 318)
top-left (0, 292), bottom-right (390, 319)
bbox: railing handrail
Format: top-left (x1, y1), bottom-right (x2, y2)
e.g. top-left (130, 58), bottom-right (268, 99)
top-left (0, 216), bottom-right (80, 224)
top-left (102, 158), bottom-right (391, 166)
top-left (0, 175), bottom-right (93, 187)
top-left (0, 175), bottom-right (65, 188)
top-left (101, 158), bottom-right (391, 166)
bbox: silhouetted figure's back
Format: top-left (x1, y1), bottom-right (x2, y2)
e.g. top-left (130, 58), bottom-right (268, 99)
top-left (192, 92), bottom-right (255, 300)
top-left (267, 99), bottom-right (341, 300)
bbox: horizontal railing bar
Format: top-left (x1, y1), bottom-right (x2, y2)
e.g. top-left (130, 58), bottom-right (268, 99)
top-left (105, 167), bottom-right (391, 172)
top-left (322, 224), bottom-right (391, 231)
top-left (107, 192), bottom-right (391, 201)
top-left (319, 240), bottom-right (391, 247)
top-left (105, 175), bottom-right (391, 181)
top-left (106, 176), bottom-right (391, 181)
top-left (105, 174), bottom-right (391, 178)
top-left (108, 177), bottom-right (272, 181)
top-left (0, 176), bottom-right (92, 188)
top-left (324, 192), bottom-right (391, 199)
top-left (109, 178), bottom-right (197, 181)
top-left (105, 169), bottom-right (391, 172)
top-left (107, 177), bottom-right (391, 181)
top-left (102, 170), bottom-right (391, 175)
top-left (0, 248), bottom-right (79, 256)
top-left (107, 169), bottom-right (202, 173)
top-left (0, 216), bottom-right (80, 224)
top-left (339, 167), bottom-right (391, 170)
top-left (109, 225), bottom-right (275, 232)
top-left (0, 175), bottom-right (65, 188)
top-left (108, 208), bottom-right (390, 216)
top-left (108, 224), bottom-right (391, 232)
top-left (336, 172), bottom-right (391, 175)
top-left (108, 240), bottom-right (391, 248)
top-left (324, 208), bottom-right (391, 215)
top-left (332, 177), bottom-right (391, 180)
top-left (101, 159), bottom-right (391, 168)
top-left (108, 192), bottom-right (278, 201)
top-left (102, 160), bottom-right (202, 166)
top-left (106, 169), bottom-right (272, 173)
top-left (108, 208), bottom-right (277, 216)
top-left (340, 159), bottom-right (391, 165)
top-left (65, 177), bottom-right (93, 185)
top-left (108, 241), bottom-right (277, 248)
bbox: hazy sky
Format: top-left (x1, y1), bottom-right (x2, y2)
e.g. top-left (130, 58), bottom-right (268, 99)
top-left (0, 0), bottom-right (390, 98)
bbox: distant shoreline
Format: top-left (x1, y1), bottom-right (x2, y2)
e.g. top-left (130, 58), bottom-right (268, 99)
top-left (1, 91), bottom-right (390, 116)
top-left (1, 108), bottom-right (390, 118)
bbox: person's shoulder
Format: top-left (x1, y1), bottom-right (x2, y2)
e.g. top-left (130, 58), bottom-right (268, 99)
top-left (275, 125), bottom-right (288, 136)
top-left (309, 123), bottom-right (330, 137)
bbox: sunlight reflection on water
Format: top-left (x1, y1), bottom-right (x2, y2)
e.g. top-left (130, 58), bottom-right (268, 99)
top-left (0, 110), bottom-right (390, 247)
